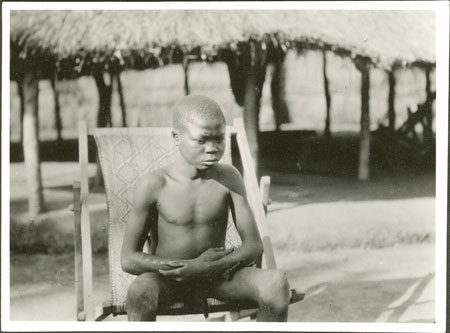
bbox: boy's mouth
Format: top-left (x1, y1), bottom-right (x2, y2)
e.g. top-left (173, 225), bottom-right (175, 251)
top-left (202, 159), bottom-right (218, 166)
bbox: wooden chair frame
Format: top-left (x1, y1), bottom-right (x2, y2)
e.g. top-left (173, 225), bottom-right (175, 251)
top-left (73, 118), bottom-right (303, 321)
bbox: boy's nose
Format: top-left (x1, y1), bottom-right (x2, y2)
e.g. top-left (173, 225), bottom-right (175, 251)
top-left (205, 142), bottom-right (219, 153)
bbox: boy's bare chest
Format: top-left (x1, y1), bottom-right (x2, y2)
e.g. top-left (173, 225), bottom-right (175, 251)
top-left (156, 179), bottom-right (229, 225)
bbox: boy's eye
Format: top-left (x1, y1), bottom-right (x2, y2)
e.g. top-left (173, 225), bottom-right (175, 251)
top-left (197, 139), bottom-right (205, 144)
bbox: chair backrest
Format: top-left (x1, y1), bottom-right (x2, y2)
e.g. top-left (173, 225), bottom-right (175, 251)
top-left (92, 126), bottom-right (242, 307)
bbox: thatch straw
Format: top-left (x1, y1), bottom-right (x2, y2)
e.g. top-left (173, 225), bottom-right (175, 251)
top-left (280, 11), bottom-right (435, 68)
top-left (10, 10), bottom-right (435, 74)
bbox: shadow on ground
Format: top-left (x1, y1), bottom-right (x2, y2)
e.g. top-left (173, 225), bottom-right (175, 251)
top-left (289, 274), bottom-right (434, 322)
top-left (267, 171), bottom-right (435, 208)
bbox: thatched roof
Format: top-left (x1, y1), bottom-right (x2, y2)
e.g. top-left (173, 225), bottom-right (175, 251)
top-left (10, 10), bottom-right (435, 77)
top-left (281, 11), bottom-right (435, 68)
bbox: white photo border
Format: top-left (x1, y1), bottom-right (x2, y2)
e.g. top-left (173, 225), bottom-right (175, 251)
top-left (2, 1), bottom-right (448, 332)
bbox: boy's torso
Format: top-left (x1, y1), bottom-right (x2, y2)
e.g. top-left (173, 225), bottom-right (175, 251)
top-left (151, 164), bottom-right (231, 260)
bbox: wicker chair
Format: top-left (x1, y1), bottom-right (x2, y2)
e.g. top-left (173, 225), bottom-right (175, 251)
top-left (73, 118), bottom-right (304, 321)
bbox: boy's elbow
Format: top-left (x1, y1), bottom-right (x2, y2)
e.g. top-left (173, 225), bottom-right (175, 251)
top-left (255, 238), bottom-right (264, 257)
top-left (120, 255), bottom-right (134, 275)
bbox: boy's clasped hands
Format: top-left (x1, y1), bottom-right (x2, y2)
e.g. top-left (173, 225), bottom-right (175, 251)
top-left (158, 247), bottom-right (239, 282)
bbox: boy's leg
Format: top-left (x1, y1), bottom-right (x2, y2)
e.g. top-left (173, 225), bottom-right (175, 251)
top-left (212, 267), bottom-right (290, 322)
top-left (126, 272), bottom-right (177, 321)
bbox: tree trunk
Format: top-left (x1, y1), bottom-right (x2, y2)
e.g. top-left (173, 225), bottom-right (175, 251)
top-left (22, 70), bottom-right (45, 218)
top-left (322, 50), bottom-right (332, 138)
top-left (271, 51), bottom-right (290, 130)
top-left (183, 56), bottom-right (190, 96)
top-left (243, 70), bottom-right (260, 174)
top-left (224, 42), bottom-right (268, 177)
top-left (224, 49), bottom-right (245, 106)
top-left (387, 70), bottom-right (396, 131)
top-left (51, 75), bottom-right (63, 141)
top-left (94, 70), bottom-right (113, 128)
top-left (356, 61), bottom-right (371, 181)
top-left (242, 41), bottom-right (269, 178)
top-left (115, 72), bottom-right (127, 127)
top-left (93, 69), bottom-right (113, 187)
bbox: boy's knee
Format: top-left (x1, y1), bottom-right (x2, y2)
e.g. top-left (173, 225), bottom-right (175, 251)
top-left (256, 270), bottom-right (290, 311)
top-left (127, 273), bottom-right (159, 313)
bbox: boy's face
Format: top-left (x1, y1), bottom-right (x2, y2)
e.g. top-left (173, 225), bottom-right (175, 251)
top-left (173, 116), bottom-right (225, 170)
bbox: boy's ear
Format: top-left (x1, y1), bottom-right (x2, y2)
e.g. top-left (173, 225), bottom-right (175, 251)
top-left (171, 129), bottom-right (180, 146)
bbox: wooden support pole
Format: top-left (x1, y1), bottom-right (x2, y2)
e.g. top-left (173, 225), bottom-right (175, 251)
top-left (271, 51), bottom-right (290, 130)
top-left (115, 72), bottom-right (127, 127)
top-left (356, 59), bottom-right (371, 181)
top-left (387, 70), bottom-right (396, 131)
top-left (93, 69), bottom-right (112, 187)
top-left (51, 74), bottom-right (63, 141)
top-left (183, 56), bottom-right (190, 96)
top-left (423, 66), bottom-right (433, 145)
top-left (18, 78), bottom-right (25, 144)
top-left (322, 50), bottom-right (332, 138)
top-left (425, 66), bottom-right (432, 96)
top-left (22, 70), bottom-right (45, 218)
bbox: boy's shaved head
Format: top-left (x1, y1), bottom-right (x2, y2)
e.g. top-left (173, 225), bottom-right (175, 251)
top-left (172, 95), bottom-right (225, 130)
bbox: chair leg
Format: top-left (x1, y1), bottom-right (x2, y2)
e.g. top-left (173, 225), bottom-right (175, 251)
top-left (73, 182), bottom-right (84, 321)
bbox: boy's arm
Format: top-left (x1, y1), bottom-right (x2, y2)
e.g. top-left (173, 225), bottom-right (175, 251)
top-left (212, 165), bottom-right (264, 277)
top-left (120, 174), bottom-right (184, 275)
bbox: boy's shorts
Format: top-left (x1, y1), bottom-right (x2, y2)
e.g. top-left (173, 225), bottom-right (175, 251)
top-left (166, 277), bottom-right (217, 318)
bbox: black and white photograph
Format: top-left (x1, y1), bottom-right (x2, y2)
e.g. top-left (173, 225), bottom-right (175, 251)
top-left (2, 1), bottom-right (448, 331)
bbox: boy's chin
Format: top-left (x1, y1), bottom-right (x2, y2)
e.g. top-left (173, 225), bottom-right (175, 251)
top-left (197, 162), bottom-right (218, 170)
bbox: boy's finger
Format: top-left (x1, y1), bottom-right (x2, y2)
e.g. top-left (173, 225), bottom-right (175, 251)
top-left (214, 248), bottom-right (234, 259)
top-left (158, 268), bottom-right (181, 276)
top-left (224, 248), bottom-right (234, 255)
top-left (167, 262), bottom-right (186, 268)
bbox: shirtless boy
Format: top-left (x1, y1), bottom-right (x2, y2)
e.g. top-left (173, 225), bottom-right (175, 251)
top-left (121, 95), bottom-right (290, 322)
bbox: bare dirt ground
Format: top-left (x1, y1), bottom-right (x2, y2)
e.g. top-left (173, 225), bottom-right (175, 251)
top-left (8, 162), bottom-right (436, 322)
top-left (9, 244), bottom-right (434, 322)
